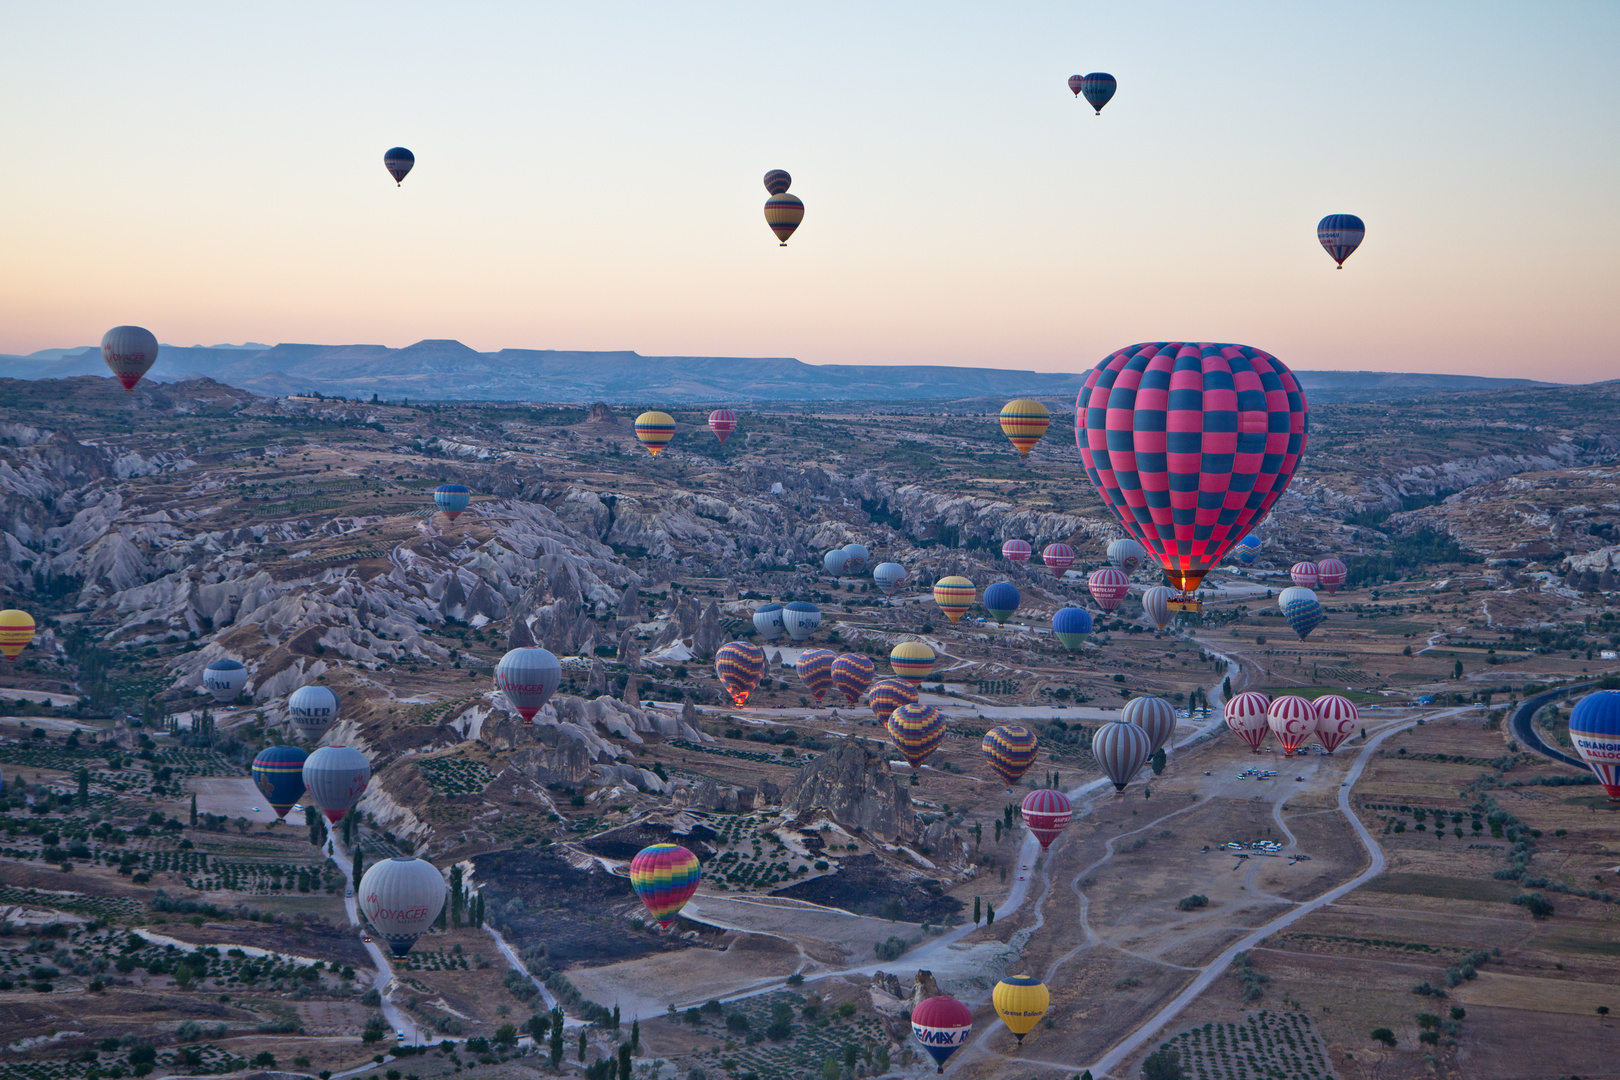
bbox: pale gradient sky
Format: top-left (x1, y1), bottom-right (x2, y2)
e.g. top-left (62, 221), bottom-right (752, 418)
top-left (1, 2), bottom-right (1616, 380)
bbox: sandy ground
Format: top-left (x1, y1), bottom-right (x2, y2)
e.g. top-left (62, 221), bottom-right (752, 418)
top-left (187, 775), bottom-right (286, 825)
top-left (0, 714), bottom-right (98, 733)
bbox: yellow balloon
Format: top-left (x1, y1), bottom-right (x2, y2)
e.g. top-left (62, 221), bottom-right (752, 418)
top-left (932, 576), bottom-right (975, 624)
top-left (992, 975), bottom-right (1049, 1043)
top-left (999, 399), bottom-right (1051, 456)
top-left (634, 411), bottom-right (676, 456)
top-left (0, 609), bottom-right (36, 661)
top-left (889, 640), bottom-right (936, 682)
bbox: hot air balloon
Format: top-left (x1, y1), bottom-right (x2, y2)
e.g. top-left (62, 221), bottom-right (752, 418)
top-left (1088, 567), bottom-right (1130, 612)
top-left (753, 603), bottom-right (785, 641)
top-left (251, 746), bottom-right (308, 820)
top-left (708, 408), bottom-right (738, 445)
top-left (763, 169), bottom-right (792, 195)
top-left (1290, 561), bottom-right (1320, 588)
top-left (359, 856), bottom-right (446, 957)
top-left (302, 745), bottom-right (371, 824)
top-left (629, 843), bottom-right (701, 927)
top-left (433, 484), bottom-right (471, 520)
top-left (1141, 586), bottom-right (1174, 631)
top-left (715, 641), bottom-right (767, 706)
top-left (781, 601), bottom-right (821, 642)
top-left (982, 725), bottom-right (1039, 790)
top-left (0, 609), bottom-right (36, 661)
top-left (101, 326), bottom-right (159, 392)
top-left (824, 549), bottom-right (850, 576)
top-left (842, 543), bottom-right (870, 574)
top-left (1316, 557), bottom-right (1347, 593)
top-left (764, 194), bottom-right (804, 245)
top-left (831, 653), bottom-right (875, 705)
top-left (889, 640), bottom-right (936, 682)
top-left (1267, 695), bottom-right (1317, 756)
top-left (1092, 720), bottom-right (1151, 792)
top-left (887, 703), bottom-right (946, 769)
top-left (1312, 695), bottom-right (1359, 754)
top-left (383, 147), bottom-right (415, 186)
top-left (1317, 214), bottom-right (1365, 269)
top-left (912, 995), bottom-right (973, 1074)
top-left (1052, 606), bottom-right (1093, 650)
top-left (1067, 74), bottom-right (1086, 97)
top-left (1123, 695), bottom-right (1176, 755)
top-left (1021, 788), bottom-right (1073, 850)
top-left (495, 647), bottom-right (562, 722)
top-left (982, 582), bottom-right (1021, 625)
top-left (1279, 586), bottom-right (1324, 640)
top-left (1002, 539), bottom-right (1032, 564)
top-left (933, 576), bottom-right (975, 624)
top-left (796, 648), bottom-right (837, 702)
top-left (999, 399), bottom-right (1051, 457)
top-left (1108, 538), bottom-right (1147, 576)
top-left (869, 678), bottom-right (919, 722)
top-left (1077, 72), bottom-right (1117, 114)
top-left (1224, 691), bottom-right (1271, 752)
top-left (1235, 534), bottom-right (1262, 566)
top-left (287, 683), bottom-right (339, 741)
top-left (1569, 690), bottom-right (1620, 800)
top-left (1076, 342), bottom-right (1309, 611)
top-left (202, 658), bottom-right (247, 704)
top-left (1041, 544), bottom-right (1075, 578)
top-left (992, 976), bottom-right (1049, 1046)
top-left (873, 563), bottom-right (907, 597)
top-left (634, 412), bottom-right (676, 456)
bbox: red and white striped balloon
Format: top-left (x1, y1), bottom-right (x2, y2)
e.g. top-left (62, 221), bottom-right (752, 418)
top-left (1312, 694), bottom-right (1359, 753)
top-left (1087, 567), bottom-right (1130, 612)
top-left (1267, 695), bottom-right (1317, 755)
top-left (1041, 543), bottom-right (1075, 577)
top-left (1224, 691), bottom-right (1271, 752)
top-left (1002, 539), bottom-right (1032, 564)
top-left (1290, 561), bottom-right (1320, 588)
top-left (708, 409), bottom-right (738, 445)
top-left (1316, 557), bottom-right (1347, 593)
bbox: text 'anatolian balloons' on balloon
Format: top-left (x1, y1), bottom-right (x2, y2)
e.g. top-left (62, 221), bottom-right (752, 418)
top-left (1268, 695), bottom-right (1317, 755)
top-left (251, 746), bottom-right (307, 820)
top-left (1290, 561), bottom-right (1320, 588)
top-left (1088, 567), bottom-right (1130, 612)
top-left (999, 399), bottom-right (1051, 457)
top-left (982, 725), bottom-right (1039, 789)
top-left (831, 653), bottom-right (875, 704)
top-left (1224, 691), bottom-right (1271, 752)
top-left (1092, 720), bottom-right (1151, 792)
top-left (933, 576), bottom-right (975, 624)
top-left (982, 582), bottom-right (1021, 625)
top-left (1123, 695), bottom-right (1176, 755)
top-left (101, 326), bottom-right (159, 392)
top-left (1317, 214), bottom-right (1365, 268)
top-left (796, 648), bottom-right (837, 702)
top-left (1316, 557), bottom-right (1347, 593)
top-left (1041, 544), bottom-right (1074, 578)
top-left (764, 194), bottom-right (804, 245)
top-left (1141, 586), bottom-right (1175, 631)
top-left (287, 683), bottom-right (339, 741)
top-left (782, 601), bottom-right (821, 641)
top-left (912, 995), bottom-right (973, 1073)
top-left (433, 485), bottom-right (471, 520)
top-left (868, 678), bottom-right (918, 722)
top-left (992, 976), bottom-right (1049, 1046)
top-left (1569, 691), bottom-right (1620, 800)
top-left (495, 647), bottom-right (562, 722)
top-left (384, 147), bottom-right (415, 186)
top-left (634, 412), bottom-right (676, 456)
top-left (202, 658), bottom-right (247, 703)
top-left (303, 745), bottom-right (371, 824)
top-left (753, 603), bottom-right (784, 641)
top-left (708, 408), bottom-right (738, 445)
top-left (715, 641), bottom-right (767, 706)
top-left (0, 609), bottom-right (35, 661)
top-left (1313, 695), bottom-right (1359, 753)
top-left (1052, 606), bottom-right (1092, 650)
top-left (630, 843), bottom-right (701, 927)
top-left (1021, 788), bottom-right (1073, 850)
top-left (1279, 586), bottom-right (1324, 640)
top-left (359, 856), bottom-right (445, 957)
top-left (873, 563), bottom-right (907, 596)
top-left (1002, 539), bottom-right (1032, 564)
top-left (890, 640), bottom-right (936, 682)
top-left (888, 703), bottom-right (946, 769)
top-left (1076, 342), bottom-right (1309, 601)
top-left (1108, 538), bottom-right (1147, 576)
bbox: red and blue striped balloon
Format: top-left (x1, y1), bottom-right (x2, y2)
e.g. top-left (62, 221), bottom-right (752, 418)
top-left (629, 844), bottom-right (701, 928)
top-left (1569, 690), bottom-right (1620, 800)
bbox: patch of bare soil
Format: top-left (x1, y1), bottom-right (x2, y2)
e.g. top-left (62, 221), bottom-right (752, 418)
top-left (771, 854), bottom-right (963, 922)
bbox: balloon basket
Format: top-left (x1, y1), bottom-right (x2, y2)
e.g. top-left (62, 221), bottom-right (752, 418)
top-left (1167, 597), bottom-right (1201, 613)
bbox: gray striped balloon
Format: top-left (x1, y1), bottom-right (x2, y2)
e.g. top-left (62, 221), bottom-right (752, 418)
top-left (1092, 719), bottom-right (1152, 792)
top-left (1123, 695), bottom-right (1176, 754)
top-left (358, 857), bottom-right (446, 957)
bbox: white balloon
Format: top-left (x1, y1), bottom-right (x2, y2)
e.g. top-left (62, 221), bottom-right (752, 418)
top-left (495, 647), bottom-right (561, 722)
top-left (358, 857), bottom-right (446, 957)
top-left (288, 683), bottom-right (339, 741)
top-left (101, 325), bottom-right (159, 391)
top-left (302, 746), bottom-right (371, 824)
top-left (202, 659), bottom-right (248, 704)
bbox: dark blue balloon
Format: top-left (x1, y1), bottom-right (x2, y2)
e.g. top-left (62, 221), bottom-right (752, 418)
top-left (1053, 606), bottom-right (1093, 649)
top-left (1080, 72), bottom-right (1117, 115)
top-left (982, 582), bottom-right (1021, 624)
top-left (251, 745), bottom-right (308, 820)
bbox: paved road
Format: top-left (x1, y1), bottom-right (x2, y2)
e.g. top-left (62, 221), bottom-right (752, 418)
top-left (329, 835), bottom-right (425, 1048)
top-left (1510, 683), bottom-right (1591, 770)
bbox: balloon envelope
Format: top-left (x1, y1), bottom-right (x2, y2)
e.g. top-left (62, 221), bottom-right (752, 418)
top-left (1041, 543), bottom-right (1074, 577)
top-left (634, 412), bottom-right (676, 456)
top-left (982, 582), bottom-right (1021, 625)
top-left (1002, 539), bottom-right (1031, 564)
top-left (1076, 342), bottom-right (1309, 594)
top-left (1067, 74), bottom-right (1086, 96)
top-left (251, 746), bottom-right (307, 820)
top-left (1092, 720), bottom-right (1151, 792)
top-left (715, 641), bottom-right (766, 706)
top-left (1268, 695), bottom-right (1317, 755)
top-left (383, 147), bottom-right (415, 185)
top-left (1317, 213), bottom-right (1365, 267)
top-left (782, 601), bottom-right (821, 641)
top-left (1021, 788), bottom-right (1073, 850)
top-left (302, 745), bottom-right (371, 824)
top-left (496, 648), bottom-right (562, 721)
top-left (630, 843), bottom-right (701, 927)
top-left (887, 703), bottom-right (946, 769)
top-left (1279, 587), bottom-right (1324, 640)
top-left (288, 683), bottom-right (339, 741)
top-left (824, 549), bottom-right (850, 576)
top-left (434, 484), bottom-right (471, 520)
top-left (873, 563), bottom-right (907, 596)
top-left (101, 326), bottom-right (159, 392)
top-left (1088, 568), bottom-right (1130, 612)
top-left (1052, 606), bottom-right (1092, 650)
top-left (764, 193), bottom-right (804, 245)
top-left (1290, 561), bottom-right (1320, 588)
top-left (1108, 538), bottom-right (1147, 575)
top-left (1313, 694), bottom-right (1359, 753)
top-left (912, 995), bottom-right (973, 1071)
top-left (796, 648), bottom-right (837, 702)
top-left (1570, 691), bottom-right (1620, 799)
top-left (1224, 691), bottom-right (1271, 751)
top-left (753, 603), bottom-right (784, 641)
top-left (202, 658), bottom-right (247, 704)
top-left (359, 856), bottom-right (445, 957)
top-left (889, 640), bottom-right (936, 682)
top-left (831, 653), bottom-right (875, 704)
top-left (999, 399), bottom-right (1051, 456)
top-left (982, 725), bottom-right (1039, 788)
top-left (708, 408), bottom-right (738, 444)
top-left (1123, 695), bottom-right (1176, 754)
top-left (763, 169), bottom-right (792, 195)
top-left (1235, 534), bottom-right (1262, 565)
top-left (1141, 586), bottom-right (1174, 631)
top-left (869, 678), bottom-right (919, 721)
top-left (1316, 557), bottom-right (1347, 593)
top-left (0, 609), bottom-right (35, 660)
top-left (1079, 72), bottom-right (1116, 113)
top-left (841, 543), bottom-right (870, 574)
top-left (992, 976), bottom-right (1050, 1042)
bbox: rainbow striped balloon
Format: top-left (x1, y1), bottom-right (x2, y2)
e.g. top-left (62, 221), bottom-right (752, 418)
top-left (933, 576), bottom-right (975, 624)
top-left (764, 194), bottom-right (804, 245)
top-left (868, 678), bottom-right (918, 722)
top-left (715, 641), bottom-right (766, 706)
top-left (634, 411), bottom-right (676, 456)
top-left (629, 844), bottom-right (701, 928)
top-left (796, 648), bottom-right (837, 702)
top-left (981, 724), bottom-right (1039, 789)
top-left (999, 399), bottom-right (1051, 456)
top-left (887, 703), bottom-right (946, 769)
top-left (889, 640), bottom-right (936, 682)
top-left (830, 653), bottom-right (875, 705)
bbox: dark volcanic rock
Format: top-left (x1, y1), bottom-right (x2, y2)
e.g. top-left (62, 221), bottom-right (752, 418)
top-left (781, 740), bottom-right (917, 844)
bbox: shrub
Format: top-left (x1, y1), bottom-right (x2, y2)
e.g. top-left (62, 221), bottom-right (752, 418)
top-left (1513, 892), bottom-right (1555, 919)
top-left (1371, 1028), bottom-right (1396, 1047)
top-left (726, 1012), bottom-right (750, 1033)
top-left (1176, 894), bottom-right (1209, 912)
top-left (874, 936), bottom-right (907, 961)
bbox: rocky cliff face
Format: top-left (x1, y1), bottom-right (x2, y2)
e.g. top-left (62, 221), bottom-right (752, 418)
top-left (781, 740), bottom-right (919, 844)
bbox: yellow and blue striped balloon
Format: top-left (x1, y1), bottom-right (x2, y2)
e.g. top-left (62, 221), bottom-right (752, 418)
top-left (981, 724), bottom-right (1039, 789)
top-left (889, 640), bottom-right (936, 682)
top-left (999, 399), bottom-right (1051, 456)
top-left (634, 411), bottom-right (676, 456)
top-left (887, 702), bottom-right (946, 770)
top-left (932, 576), bottom-right (975, 624)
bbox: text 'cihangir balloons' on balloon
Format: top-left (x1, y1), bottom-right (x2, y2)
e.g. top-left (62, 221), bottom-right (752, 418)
top-left (1224, 691), bottom-right (1271, 752)
top-left (1569, 691), bottom-right (1620, 800)
top-left (1021, 788), bottom-right (1073, 850)
top-left (1041, 543), bottom-right (1074, 578)
top-left (360, 856), bottom-right (445, 957)
top-left (303, 745), bottom-right (371, 824)
top-left (715, 641), bottom-right (766, 706)
top-left (102, 326), bottom-right (160, 393)
top-left (1076, 342), bottom-right (1309, 611)
top-left (433, 484), bottom-right (471, 520)
top-left (495, 647), bottom-right (562, 722)
top-left (1317, 214), bottom-right (1365, 269)
top-left (999, 399), bottom-right (1051, 457)
top-left (383, 147), bottom-right (415, 186)
top-left (287, 683), bottom-right (339, 741)
top-left (202, 658), bottom-right (247, 704)
top-left (630, 843), bottom-right (701, 927)
top-left (708, 408), bottom-right (738, 445)
top-left (1002, 539), bottom-right (1032, 564)
top-left (634, 411), bottom-right (676, 457)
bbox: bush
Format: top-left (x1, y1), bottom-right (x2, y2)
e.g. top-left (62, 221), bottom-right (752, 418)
top-left (251, 1052), bottom-right (277, 1067)
top-left (726, 1012), bottom-right (750, 1033)
top-left (874, 936), bottom-right (907, 961)
top-left (504, 967), bottom-right (538, 1001)
top-left (1141, 1048), bottom-right (1183, 1080)
top-left (1371, 1027), bottom-right (1396, 1047)
top-left (1176, 894), bottom-right (1209, 912)
top-left (1513, 892), bottom-right (1555, 919)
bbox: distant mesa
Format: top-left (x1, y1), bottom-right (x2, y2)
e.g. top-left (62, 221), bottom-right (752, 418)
top-left (587, 402), bottom-right (618, 424)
